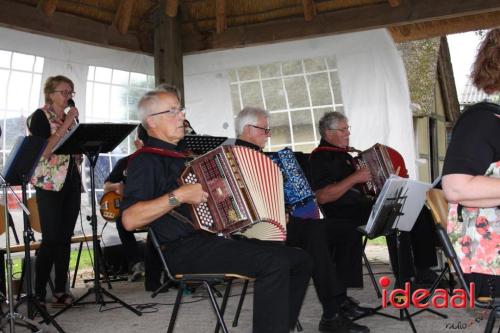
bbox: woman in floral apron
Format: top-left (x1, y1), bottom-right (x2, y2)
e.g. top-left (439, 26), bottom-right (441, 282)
top-left (28, 75), bottom-right (81, 307)
top-left (442, 29), bottom-right (500, 298)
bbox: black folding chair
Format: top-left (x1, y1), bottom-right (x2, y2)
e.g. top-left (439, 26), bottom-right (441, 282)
top-left (148, 228), bottom-right (253, 333)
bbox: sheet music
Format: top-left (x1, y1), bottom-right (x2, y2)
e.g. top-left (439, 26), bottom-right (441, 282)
top-left (365, 175), bottom-right (432, 235)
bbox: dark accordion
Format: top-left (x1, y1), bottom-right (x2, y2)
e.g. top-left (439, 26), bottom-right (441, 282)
top-left (179, 146), bottom-right (286, 241)
top-left (353, 143), bottom-right (396, 197)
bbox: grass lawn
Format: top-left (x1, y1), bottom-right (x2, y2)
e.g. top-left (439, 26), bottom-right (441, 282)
top-left (366, 236), bottom-right (387, 246)
top-left (10, 248), bottom-right (94, 278)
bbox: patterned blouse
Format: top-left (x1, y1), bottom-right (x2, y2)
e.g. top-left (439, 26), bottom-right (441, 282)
top-left (447, 161), bottom-right (500, 276)
top-left (29, 105), bottom-right (72, 191)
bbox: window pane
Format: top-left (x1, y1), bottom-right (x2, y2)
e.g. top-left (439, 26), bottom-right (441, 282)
top-left (7, 71), bottom-right (31, 111)
top-left (34, 57), bottom-right (44, 73)
top-left (308, 73), bottom-right (332, 106)
top-left (282, 60), bottom-right (303, 76)
top-left (260, 63), bottom-right (281, 78)
top-left (5, 116), bottom-right (26, 149)
top-left (92, 83), bottom-right (110, 118)
top-left (95, 67), bottom-right (112, 83)
top-left (230, 85), bottom-right (241, 113)
top-left (237, 66), bottom-right (259, 81)
top-left (293, 143), bottom-right (316, 153)
top-left (262, 79), bottom-right (286, 111)
top-left (330, 71), bottom-right (343, 104)
top-left (128, 88), bottom-right (144, 121)
top-left (267, 144), bottom-right (288, 152)
top-left (269, 112), bottom-right (290, 145)
top-left (290, 110), bottom-right (314, 142)
top-left (130, 72), bottom-right (148, 88)
top-left (0, 69), bottom-right (9, 109)
top-left (0, 50), bottom-right (11, 68)
top-left (11, 53), bottom-right (34, 71)
top-left (326, 55), bottom-right (338, 69)
top-left (112, 70), bottom-right (129, 85)
top-left (29, 74), bottom-right (42, 112)
top-left (147, 75), bottom-right (155, 88)
top-left (87, 66), bottom-right (95, 80)
top-left (284, 77), bottom-right (308, 109)
top-left (304, 58), bottom-right (326, 73)
top-left (86, 82), bottom-right (94, 119)
top-left (228, 69), bottom-right (237, 83)
top-left (313, 107), bottom-right (334, 125)
top-left (240, 82), bottom-right (264, 108)
top-left (110, 86), bottom-right (128, 120)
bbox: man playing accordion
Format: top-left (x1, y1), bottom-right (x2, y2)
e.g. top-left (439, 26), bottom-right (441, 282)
top-left (121, 90), bottom-right (312, 333)
top-left (310, 111), bottom-right (439, 288)
top-left (235, 107), bottom-right (371, 333)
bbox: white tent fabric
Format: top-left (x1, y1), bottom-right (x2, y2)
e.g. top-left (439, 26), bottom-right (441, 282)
top-left (0, 27), bottom-right (416, 178)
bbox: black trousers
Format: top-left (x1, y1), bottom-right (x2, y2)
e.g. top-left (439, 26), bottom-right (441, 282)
top-left (115, 217), bottom-right (142, 268)
top-left (326, 202), bottom-right (437, 282)
top-left (164, 233), bottom-right (312, 333)
top-left (34, 171), bottom-right (80, 299)
top-left (286, 217), bottom-right (354, 307)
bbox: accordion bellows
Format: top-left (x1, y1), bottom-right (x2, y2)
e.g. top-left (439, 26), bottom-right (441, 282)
top-left (180, 146), bottom-right (286, 241)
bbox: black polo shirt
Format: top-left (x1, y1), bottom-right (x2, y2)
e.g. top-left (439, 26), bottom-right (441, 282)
top-left (105, 157), bottom-right (127, 184)
top-left (309, 139), bottom-right (370, 216)
top-left (443, 102), bottom-right (500, 177)
top-left (235, 139), bottom-right (261, 151)
top-left (121, 137), bottom-right (196, 243)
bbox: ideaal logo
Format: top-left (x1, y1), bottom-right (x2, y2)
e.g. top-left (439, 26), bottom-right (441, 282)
top-left (379, 276), bottom-right (475, 309)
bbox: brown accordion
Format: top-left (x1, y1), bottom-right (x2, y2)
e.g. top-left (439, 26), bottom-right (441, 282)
top-left (179, 146), bottom-right (286, 241)
top-left (353, 143), bottom-right (396, 197)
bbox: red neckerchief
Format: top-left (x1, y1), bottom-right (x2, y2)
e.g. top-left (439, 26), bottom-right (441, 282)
top-left (128, 147), bottom-right (191, 163)
top-left (310, 146), bottom-right (358, 155)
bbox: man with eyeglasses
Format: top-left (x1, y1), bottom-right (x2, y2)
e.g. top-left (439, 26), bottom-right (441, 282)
top-left (234, 107), bottom-right (371, 333)
top-left (121, 91), bottom-right (312, 333)
top-left (310, 111), bottom-right (439, 289)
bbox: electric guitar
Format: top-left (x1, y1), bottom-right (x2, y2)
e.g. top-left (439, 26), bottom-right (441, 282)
top-left (99, 191), bottom-right (122, 222)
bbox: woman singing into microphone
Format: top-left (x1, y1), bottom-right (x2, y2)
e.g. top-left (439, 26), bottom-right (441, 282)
top-left (27, 75), bottom-right (81, 307)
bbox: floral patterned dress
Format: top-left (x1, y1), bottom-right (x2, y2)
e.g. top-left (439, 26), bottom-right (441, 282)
top-left (447, 161), bottom-right (500, 276)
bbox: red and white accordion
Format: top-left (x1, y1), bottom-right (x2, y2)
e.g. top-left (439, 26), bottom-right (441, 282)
top-left (179, 146), bottom-right (286, 241)
top-left (353, 143), bottom-right (399, 197)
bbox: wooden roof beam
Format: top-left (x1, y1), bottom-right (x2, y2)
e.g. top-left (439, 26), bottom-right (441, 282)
top-left (113, 0), bottom-right (135, 35)
top-left (183, 0), bottom-right (500, 53)
top-left (165, 0), bottom-right (179, 18)
top-left (38, 0), bottom-right (59, 17)
top-left (302, 0), bottom-right (316, 22)
top-left (387, 0), bottom-right (401, 8)
top-left (216, 0), bottom-right (226, 33)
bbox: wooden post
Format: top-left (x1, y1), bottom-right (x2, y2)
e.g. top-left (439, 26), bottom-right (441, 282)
top-left (302, 0), bottom-right (316, 22)
top-left (154, 0), bottom-right (184, 103)
top-left (387, 0), bottom-right (401, 7)
top-left (114, 0), bottom-right (135, 35)
top-left (38, 0), bottom-right (59, 17)
top-left (216, 0), bottom-right (226, 33)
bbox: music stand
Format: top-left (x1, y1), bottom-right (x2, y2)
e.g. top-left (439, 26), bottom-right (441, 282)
top-left (50, 123), bottom-right (141, 318)
top-left (358, 177), bottom-right (445, 333)
top-left (0, 136), bottom-right (66, 333)
top-left (182, 135), bottom-right (228, 155)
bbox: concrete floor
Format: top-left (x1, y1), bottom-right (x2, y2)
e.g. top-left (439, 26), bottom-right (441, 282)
top-left (1, 245), bottom-right (496, 333)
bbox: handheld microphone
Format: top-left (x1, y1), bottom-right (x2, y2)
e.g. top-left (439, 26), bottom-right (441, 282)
top-left (67, 99), bottom-right (79, 123)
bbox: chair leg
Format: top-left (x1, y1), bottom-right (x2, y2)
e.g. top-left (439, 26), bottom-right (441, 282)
top-left (72, 242), bottom-right (84, 288)
top-left (296, 319), bottom-right (303, 332)
top-left (215, 280), bottom-right (232, 333)
top-left (204, 281), bottom-right (229, 333)
top-left (232, 279), bottom-right (249, 327)
top-left (362, 237), bottom-right (381, 298)
top-left (483, 307), bottom-right (497, 333)
top-left (167, 281), bottom-right (184, 333)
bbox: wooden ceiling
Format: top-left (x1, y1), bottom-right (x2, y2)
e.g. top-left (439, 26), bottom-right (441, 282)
top-left (1, 0), bottom-right (500, 55)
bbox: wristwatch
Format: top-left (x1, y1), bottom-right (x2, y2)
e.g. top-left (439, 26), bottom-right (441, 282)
top-left (168, 192), bottom-right (181, 207)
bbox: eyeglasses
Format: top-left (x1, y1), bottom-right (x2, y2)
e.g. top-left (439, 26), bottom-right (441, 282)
top-left (54, 90), bottom-right (76, 98)
top-left (249, 124), bottom-right (271, 135)
top-left (329, 126), bottom-right (351, 133)
top-left (149, 107), bottom-right (186, 117)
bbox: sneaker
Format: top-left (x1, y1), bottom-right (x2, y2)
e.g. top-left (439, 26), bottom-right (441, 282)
top-left (319, 313), bottom-right (370, 333)
top-left (129, 261), bottom-right (145, 282)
